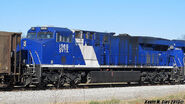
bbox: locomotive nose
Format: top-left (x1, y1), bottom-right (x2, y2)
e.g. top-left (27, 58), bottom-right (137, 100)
top-left (21, 39), bottom-right (43, 65)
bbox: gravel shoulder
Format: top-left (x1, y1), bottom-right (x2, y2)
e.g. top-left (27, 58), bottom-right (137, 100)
top-left (0, 85), bottom-right (185, 104)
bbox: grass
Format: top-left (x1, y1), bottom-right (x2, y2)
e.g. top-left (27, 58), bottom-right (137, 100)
top-left (58, 91), bottom-right (185, 104)
top-left (89, 99), bottom-right (120, 104)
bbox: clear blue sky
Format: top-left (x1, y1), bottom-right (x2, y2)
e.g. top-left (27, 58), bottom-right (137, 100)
top-left (1, 0), bottom-right (185, 39)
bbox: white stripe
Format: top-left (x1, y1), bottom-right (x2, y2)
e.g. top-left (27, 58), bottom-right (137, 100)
top-left (75, 39), bottom-right (100, 67)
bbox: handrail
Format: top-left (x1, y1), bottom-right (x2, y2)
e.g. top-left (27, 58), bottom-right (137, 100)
top-left (29, 50), bottom-right (36, 74)
top-left (172, 57), bottom-right (177, 67)
top-left (35, 51), bottom-right (41, 65)
top-left (29, 50), bottom-right (35, 65)
top-left (35, 51), bottom-right (42, 79)
top-left (183, 57), bottom-right (185, 66)
top-left (177, 57), bottom-right (182, 67)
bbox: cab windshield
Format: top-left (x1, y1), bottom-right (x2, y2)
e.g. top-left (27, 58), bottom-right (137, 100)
top-left (37, 32), bottom-right (53, 39)
top-left (27, 32), bottom-right (36, 39)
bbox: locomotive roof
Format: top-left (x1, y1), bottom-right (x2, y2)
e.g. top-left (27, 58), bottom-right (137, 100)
top-left (172, 39), bottom-right (185, 42)
top-left (118, 34), bottom-right (171, 45)
top-left (74, 29), bottom-right (115, 35)
top-left (133, 36), bottom-right (170, 41)
top-left (30, 27), bottom-right (115, 35)
top-left (172, 39), bottom-right (185, 47)
top-left (118, 34), bottom-right (169, 41)
top-left (30, 27), bottom-right (72, 32)
top-left (133, 36), bottom-right (171, 46)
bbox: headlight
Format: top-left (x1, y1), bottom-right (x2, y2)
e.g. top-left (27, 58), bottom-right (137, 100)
top-left (31, 27), bottom-right (35, 31)
top-left (169, 45), bottom-right (174, 49)
top-left (41, 27), bottom-right (47, 30)
top-left (23, 40), bottom-right (26, 47)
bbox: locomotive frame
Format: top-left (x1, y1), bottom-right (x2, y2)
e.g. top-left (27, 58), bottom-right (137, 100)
top-left (0, 27), bottom-right (185, 88)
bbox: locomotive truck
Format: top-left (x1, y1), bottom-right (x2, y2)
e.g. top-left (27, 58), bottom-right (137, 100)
top-left (0, 27), bottom-right (184, 88)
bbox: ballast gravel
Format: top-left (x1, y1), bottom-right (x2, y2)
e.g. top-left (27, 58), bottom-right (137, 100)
top-left (0, 85), bottom-right (185, 104)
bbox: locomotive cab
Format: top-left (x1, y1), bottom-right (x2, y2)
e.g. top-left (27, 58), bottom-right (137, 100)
top-left (20, 27), bottom-right (76, 86)
top-left (21, 27), bottom-right (74, 65)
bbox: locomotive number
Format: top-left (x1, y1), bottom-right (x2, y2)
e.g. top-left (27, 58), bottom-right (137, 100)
top-left (59, 44), bottom-right (69, 53)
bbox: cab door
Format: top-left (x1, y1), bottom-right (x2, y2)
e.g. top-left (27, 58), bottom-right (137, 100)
top-left (55, 32), bottom-right (74, 65)
top-left (73, 31), bottom-right (86, 65)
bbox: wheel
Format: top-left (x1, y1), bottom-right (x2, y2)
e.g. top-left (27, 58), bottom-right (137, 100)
top-left (139, 77), bottom-right (145, 85)
top-left (170, 80), bottom-right (176, 85)
top-left (139, 80), bottom-right (144, 85)
top-left (86, 73), bottom-right (91, 83)
top-left (127, 82), bottom-right (131, 85)
top-left (37, 83), bottom-right (47, 89)
top-left (5, 84), bottom-right (14, 91)
top-left (180, 80), bottom-right (184, 84)
top-left (55, 79), bottom-right (65, 88)
top-left (70, 81), bottom-right (78, 88)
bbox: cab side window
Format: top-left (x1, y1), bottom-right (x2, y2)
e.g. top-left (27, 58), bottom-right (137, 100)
top-left (56, 32), bottom-right (61, 42)
top-left (103, 35), bottom-right (109, 43)
top-left (75, 31), bottom-right (82, 39)
top-left (89, 33), bottom-right (94, 40)
top-left (56, 32), bottom-right (72, 43)
top-left (84, 32), bottom-right (94, 40)
top-left (65, 35), bottom-right (72, 42)
top-left (85, 32), bottom-right (89, 39)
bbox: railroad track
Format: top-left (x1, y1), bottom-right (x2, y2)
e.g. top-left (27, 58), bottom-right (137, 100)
top-left (0, 82), bottom-right (181, 92)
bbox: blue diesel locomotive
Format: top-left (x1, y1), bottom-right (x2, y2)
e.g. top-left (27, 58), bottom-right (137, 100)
top-left (15, 26), bottom-right (184, 87)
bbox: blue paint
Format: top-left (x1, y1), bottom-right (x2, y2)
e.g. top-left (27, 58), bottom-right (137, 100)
top-left (18, 26), bottom-right (185, 70)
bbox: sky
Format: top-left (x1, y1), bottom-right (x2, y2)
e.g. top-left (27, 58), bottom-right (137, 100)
top-left (0, 0), bottom-right (185, 39)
